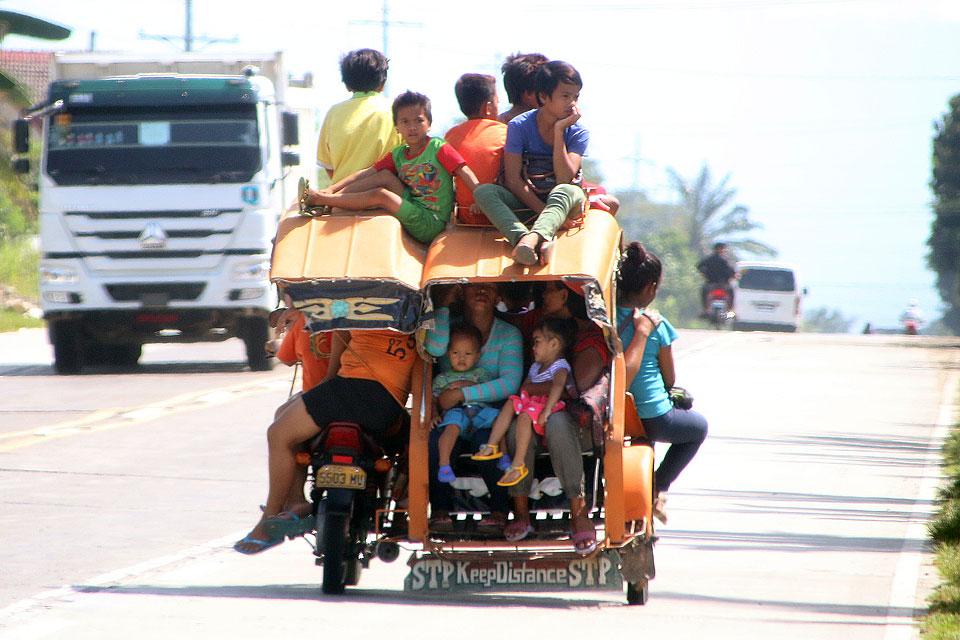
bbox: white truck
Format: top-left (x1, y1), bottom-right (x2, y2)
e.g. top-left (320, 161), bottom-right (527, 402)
top-left (13, 52), bottom-right (316, 373)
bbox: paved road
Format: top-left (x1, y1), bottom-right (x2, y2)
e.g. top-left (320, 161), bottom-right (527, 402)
top-left (0, 328), bottom-right (956, 640)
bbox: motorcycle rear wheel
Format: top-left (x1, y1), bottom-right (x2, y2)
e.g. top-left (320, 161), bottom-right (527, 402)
top-left (321, 511), bottom-right (349, 594)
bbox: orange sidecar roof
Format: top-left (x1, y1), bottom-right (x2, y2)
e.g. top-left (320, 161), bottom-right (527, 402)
top-left (420, 210), bottom-right (621, 287)
top-left (270, 214), bottom-right (426, 289)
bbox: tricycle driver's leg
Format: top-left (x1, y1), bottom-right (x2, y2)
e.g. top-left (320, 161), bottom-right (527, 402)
top-left (235, 397), bottom-right (322, 552)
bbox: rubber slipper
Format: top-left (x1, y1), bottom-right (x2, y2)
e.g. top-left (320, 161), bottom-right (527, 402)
top-left (497, 464), bottom-right (529, 487)
top-left (471, 444), bottom-right (503, 461)
top-left (429, 513), bottom-right (454, 532)
top-left (264, 511), bottom-right (315, 540)
top-left (572, 529), bottom-right (598, 556)
top-left (437, 464), bottom-right (457, 484)
top-left (504, 520), bottom-right (534, 542)
top-left (476, 514), bottom-right (506, 534)
top-left (233, 533), bottom-right (283, 555)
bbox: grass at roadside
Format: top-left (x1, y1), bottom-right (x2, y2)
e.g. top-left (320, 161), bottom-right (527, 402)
top-left (0, 237), bottom-right (39, 300)
top-left (0, 308), bottom-right (42, 332)
top-left (925, 424), bottom-right (960, 638)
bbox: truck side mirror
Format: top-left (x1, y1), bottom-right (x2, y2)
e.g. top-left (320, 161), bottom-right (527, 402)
top-left (12, 158), bottom-right (29, 174)
top-left (281, 151), bottom-right (300, 167)
top-left (281, 111), bottom-right (299, 146)
top-left (13, 119), bottom-right (29, 154)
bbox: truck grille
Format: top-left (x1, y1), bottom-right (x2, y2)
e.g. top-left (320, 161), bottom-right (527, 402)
top-left (106, 283), bottom-right (206, 302)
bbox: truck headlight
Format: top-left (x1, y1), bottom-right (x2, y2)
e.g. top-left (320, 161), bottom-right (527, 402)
top-left (232, 260), bottom-right (271, 281)
top-left (40, 266), bottom-right (79, 283)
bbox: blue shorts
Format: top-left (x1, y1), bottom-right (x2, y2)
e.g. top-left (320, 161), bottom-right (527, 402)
top-left (439, 404), bottom-right (498, 436)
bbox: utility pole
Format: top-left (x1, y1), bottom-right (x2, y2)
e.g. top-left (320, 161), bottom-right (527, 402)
top-left (140, 0), bottom-right (237, 52)
top-left (351, 0), bottom-right (421, 59)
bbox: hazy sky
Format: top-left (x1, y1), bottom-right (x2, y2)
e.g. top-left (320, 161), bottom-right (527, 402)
top-left (6, 0), bottom-right (959, 330)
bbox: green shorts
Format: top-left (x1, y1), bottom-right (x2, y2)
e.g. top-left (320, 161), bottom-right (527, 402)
top-left (395, 197), bottom-right (447, 244)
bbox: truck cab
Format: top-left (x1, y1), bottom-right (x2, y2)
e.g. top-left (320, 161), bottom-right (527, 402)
top-left (14, 53), bottom-right (311, 373)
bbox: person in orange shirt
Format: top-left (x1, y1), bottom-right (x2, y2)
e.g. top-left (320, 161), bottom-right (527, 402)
top-left (444, 74), bottom-right (507, 223)
top-left (235, 329), bottom-right (417, 554)
top-left (273, 311), bottom-right (330, 392)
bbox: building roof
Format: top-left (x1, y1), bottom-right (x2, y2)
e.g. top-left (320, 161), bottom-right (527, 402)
top-left (0, 49), bottom-right (54, 103)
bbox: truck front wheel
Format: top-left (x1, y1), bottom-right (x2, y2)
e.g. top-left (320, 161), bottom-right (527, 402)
top-left (50, 319), bottom-right (83, 375)
top-left (240, 316), bottom-right (273, 371)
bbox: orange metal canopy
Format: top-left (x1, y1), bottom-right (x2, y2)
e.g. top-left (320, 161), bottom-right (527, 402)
top-left (420, 210), bottom-right (621, 287)
top-left (270, 213), bottom-right (426, 289)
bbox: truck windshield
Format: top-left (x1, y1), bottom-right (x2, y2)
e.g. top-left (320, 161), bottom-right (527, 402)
top-left (739, 269), bottom-right (796, 292)
top-left (45, 104), bottom-right (261, 185)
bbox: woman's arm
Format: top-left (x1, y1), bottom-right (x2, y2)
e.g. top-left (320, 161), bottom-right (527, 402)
top-left (658, 345), bottom-right (676, 390)
top-left (624, 309), bottom-right (654, 387)
top-left (552, 107), bottom-right (583, 185)
top-left (503, 152), bottom-right (546, 213)
top-left (571, 347), bottom-right (604, 393)
top-left (461, 325), bottom-right (524, 404)
top-left (423, 306), bottom-right (452, 358)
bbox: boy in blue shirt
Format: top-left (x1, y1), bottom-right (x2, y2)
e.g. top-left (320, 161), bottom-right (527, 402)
top-left (474, 61), bottom-right (588, 265)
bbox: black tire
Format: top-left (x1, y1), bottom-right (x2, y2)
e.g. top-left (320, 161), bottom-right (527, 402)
top-left (83, 342), bottom-right (141, 367)
top-left (50, 320), bottom-right (82, 375)
top-left (627, 580), bottom-right (649, 605)
top-left (240, 316), bottom-right (273, 371)
top-left (321, 510), bottom-right (350, 595)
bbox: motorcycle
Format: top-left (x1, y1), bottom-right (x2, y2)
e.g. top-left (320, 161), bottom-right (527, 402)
top-left (309, 420), bottom-right (405, 594)
top-left (705, 284), bottom-right (733, 328)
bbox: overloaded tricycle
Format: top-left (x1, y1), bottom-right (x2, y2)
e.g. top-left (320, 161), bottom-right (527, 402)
top-left (269, 203), bottom-right (657, 604)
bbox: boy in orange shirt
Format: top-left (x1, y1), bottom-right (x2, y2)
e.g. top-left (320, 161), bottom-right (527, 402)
top-left (444, 74), bottom-right (507, 222)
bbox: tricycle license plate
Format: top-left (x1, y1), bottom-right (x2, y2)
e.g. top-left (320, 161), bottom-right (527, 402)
top-left (404, 551), bottom-right (623, 593)
top-left (315, 464), bottom-right (366, 489)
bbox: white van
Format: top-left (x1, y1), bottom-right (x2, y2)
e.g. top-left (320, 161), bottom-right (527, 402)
top-left (732, 262), bottom-right (805, 332)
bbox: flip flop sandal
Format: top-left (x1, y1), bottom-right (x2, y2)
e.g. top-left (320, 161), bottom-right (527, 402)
top-left (504, 520), bottom-right (534, 542)
top-left (233, 533), bottom-right (283, 555)
top-left (264, 511), bottom-right (316, 540)
top-left (437, 465), bottom-right (457, 484)
top-left (429, 514), bottom-right (455, 533)
top-left (496, 464), bottom-right (529, 487)
top-left (571, 530), bottom-right (598, 556)
top-left (297, 177), bottom-right (332, 217)
top-left (471, 444), bottom-right (503, 461)
top-left (476, 514), bottom-right (506, 534)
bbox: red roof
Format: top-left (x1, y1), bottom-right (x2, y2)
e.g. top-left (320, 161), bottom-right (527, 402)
top-left (0, 50), bottom-right (53, 103)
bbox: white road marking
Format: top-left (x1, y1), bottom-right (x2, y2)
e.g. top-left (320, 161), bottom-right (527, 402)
top-left (883, 371), bottom-right (957, 640)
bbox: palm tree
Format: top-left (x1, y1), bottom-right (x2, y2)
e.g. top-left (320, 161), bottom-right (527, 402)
top-left (0, 9), bottom-right (71, 107)
top-left (668, 162), bottom-right (776, 258)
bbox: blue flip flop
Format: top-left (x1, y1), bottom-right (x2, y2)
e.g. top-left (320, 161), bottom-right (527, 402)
top-left (233, 533), bottom-right (283, 555)
top-left (264, 511), bottom-right (315, 540)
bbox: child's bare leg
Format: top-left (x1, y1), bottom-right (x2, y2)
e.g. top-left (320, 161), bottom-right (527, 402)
top-left (512, 414), bottom-right (534, 467)
top-left (438, 424), bottom-right (460, 467)
top-left (337, 171), bottom-right (405, 196)
top-left (485, 403), bottom-right (516, 449)
top-left (312, 187), bottom-right (403, 214)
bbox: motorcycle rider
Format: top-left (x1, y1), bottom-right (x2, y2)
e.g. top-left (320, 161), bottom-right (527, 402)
top-left (900, 299), bottom-right (924, 335)
top-left (696, 242), bottom-right (736, 317)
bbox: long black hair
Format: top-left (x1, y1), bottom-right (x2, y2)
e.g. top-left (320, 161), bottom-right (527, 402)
top-left (618, 241), bottom-right (662, 297)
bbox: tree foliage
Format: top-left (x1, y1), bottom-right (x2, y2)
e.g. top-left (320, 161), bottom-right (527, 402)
top-left (929, 94), bottom-right (960, 333)
top-left (802, 306), bottom-right (854, 334)
top-left (668, 163), bottom-right (777, 258)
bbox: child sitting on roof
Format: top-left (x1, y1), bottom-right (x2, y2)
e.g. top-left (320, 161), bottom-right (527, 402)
top-left (474, 61), bottom-right (589, 265)
top-left (301, 91), bottom-right (480, 244)
top-left (444, 73), bottom-right (507, 222)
